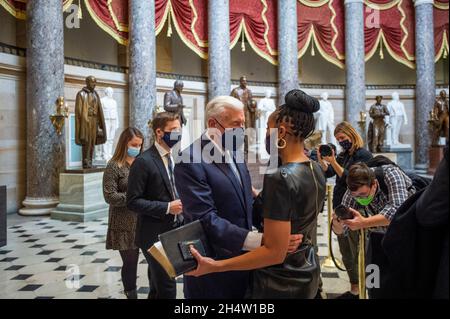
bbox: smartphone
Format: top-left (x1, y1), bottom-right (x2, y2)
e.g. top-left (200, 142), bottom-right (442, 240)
top-left (334, 205), bottom-right (354, 220)
top-left (319, 144), bottom-right (333, 157)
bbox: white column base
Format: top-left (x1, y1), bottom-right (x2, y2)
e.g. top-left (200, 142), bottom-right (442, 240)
top-left (18, 197), bottom-right (59, 216)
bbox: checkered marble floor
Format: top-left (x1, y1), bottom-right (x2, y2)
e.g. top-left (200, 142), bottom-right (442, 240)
top-left (0, 202), bottom-right (348, 299)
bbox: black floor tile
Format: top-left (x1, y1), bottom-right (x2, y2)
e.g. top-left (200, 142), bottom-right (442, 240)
top-left (63, 239), bottom-right (77, 243)
top-left (37, 250), bottom-right (55, 255)
top-left (1, 257), bottom-right (18, 262)
top-left (105, 266), bottom-right (121, 272)
top-left (30, 244), bottom-right (46, 248)
top-left (81, 251), bottom-right (97, 256)
top-left (71, 245), bottom-right (86, 249)
top-left (137, 287), bottom-right (149, 294)
top-left (322, 272), bottom-right (340, 279)
top-left (92, 258), bottom-right (109, 263)
top-left (45, 258), bottom-right (63, 263)
top-left (19, 284), bottom-right (42, 292)
top-left (56, 234), bottom-right (68, 238)
top-left (12, 274), bottom-right (33, 280)
top-left (4, 265), bottom-right (25, 271)
top-left (35, 296), bottom-right (55, 299)
top-left (54, 266), bottom-right (67, 271)
top-left (24, 239), bottom-right (39, 243)
top-left (0, 250), bottom-right (12, 255)
top-left (77, 285), bottom-right (99, 293)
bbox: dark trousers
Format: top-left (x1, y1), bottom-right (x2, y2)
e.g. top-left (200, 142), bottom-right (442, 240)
top-left (337, 229), bottom-right (360, 285)
top-left (141, 248), bottom-right (176, 299)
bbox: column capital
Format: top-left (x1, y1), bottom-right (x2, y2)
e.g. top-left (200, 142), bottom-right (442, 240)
top-left (344, 0), bottom-right (364, 4)
top-left (414, 0), bottom-right (434, 7)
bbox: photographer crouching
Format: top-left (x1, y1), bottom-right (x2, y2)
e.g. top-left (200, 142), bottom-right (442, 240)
top-left (331, 162), bottom-right (415, 298)
top-left (317, 122), bottom-right (373, 299)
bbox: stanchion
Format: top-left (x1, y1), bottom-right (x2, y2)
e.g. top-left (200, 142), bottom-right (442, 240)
top-left (321, 184), bottom-right (343, 269)
top-left (358, 229), bottom-right (367, 299)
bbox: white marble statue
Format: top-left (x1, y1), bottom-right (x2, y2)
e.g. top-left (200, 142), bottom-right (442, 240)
top-left (386, 92), bottom-right (408, 146)
top-left (99, 87), bottom-right (119, 161)
top-left (258, 90), bottom-right (276, 155)
top-left (315, 92), bottom-right (337, 145)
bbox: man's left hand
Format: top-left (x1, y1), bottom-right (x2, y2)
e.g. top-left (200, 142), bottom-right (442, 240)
top-left (342, 208), bottom-right (367, 231)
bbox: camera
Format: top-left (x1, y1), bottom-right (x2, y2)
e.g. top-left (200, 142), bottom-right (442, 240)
top-left (334, 204), bottom-right (354, 220)
top-left (319, 143), bottom-right (335, 157)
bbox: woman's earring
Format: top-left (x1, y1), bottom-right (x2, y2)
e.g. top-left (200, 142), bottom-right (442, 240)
top-left (277, 138), bottom-right (287, 149)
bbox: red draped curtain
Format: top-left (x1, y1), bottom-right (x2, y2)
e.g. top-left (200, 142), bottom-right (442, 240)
top-left (0, 0), bottom-right (448, 68)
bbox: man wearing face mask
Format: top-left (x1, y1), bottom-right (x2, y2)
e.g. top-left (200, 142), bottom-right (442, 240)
top-left (127, 112), bottom-right (183, 299)
top-left (174, 96), bottom-right (302, 299)
top-left (334, 162), bottom-right (414, 233)
top-left (331, 162), bottom-right (415, 271)
top-left (317, 121), bottom-right (372, 299)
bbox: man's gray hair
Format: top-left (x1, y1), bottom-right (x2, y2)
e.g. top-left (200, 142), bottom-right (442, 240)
top-left (205, 96), bottom-right (244, 122)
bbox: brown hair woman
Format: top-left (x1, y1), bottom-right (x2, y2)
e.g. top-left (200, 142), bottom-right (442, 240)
top-left (103, 127), bottom-right (144, 299)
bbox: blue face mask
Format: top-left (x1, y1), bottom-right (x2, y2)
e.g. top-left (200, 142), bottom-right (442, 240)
top-left (339, 139), bottom-right (353, 151)
top-left (127, 147), bottom-right (140, 158)
top-left (162, 131), bottom-right (181, 149)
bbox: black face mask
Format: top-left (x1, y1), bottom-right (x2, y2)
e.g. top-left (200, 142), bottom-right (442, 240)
top-left (339, 140), bottom-right (353, 151)
top-left (215, 119), bottom-right (245, 152)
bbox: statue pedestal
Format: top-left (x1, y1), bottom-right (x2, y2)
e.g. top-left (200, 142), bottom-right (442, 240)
top-left (428, 146), bottom-right (444, 175)
top-left (380, 145), bottom-right (413, 171)
top-left (51, 169), bottom-right (108, 222)
top-left (1, 186), bottom-right (6, 247)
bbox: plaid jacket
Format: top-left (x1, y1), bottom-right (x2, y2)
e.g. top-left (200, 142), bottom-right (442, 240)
top-left (341, 164), bottom-right (415, 233)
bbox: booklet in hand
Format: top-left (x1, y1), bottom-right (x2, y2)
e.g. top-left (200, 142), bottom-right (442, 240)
top-left (148, 220), bottom-right (212, 278)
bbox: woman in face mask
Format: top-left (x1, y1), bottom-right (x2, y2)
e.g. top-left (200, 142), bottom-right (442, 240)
top-left (317, 121), bottom-right (373, 299)
top-left (103, 127), bottom-right (143, 299)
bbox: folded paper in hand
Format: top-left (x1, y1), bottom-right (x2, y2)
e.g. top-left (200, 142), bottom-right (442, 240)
top-left (148, 220), bottom-right (212, 278)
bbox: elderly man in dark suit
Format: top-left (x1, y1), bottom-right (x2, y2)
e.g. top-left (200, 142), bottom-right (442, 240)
top-left (127, 112), bottom-right (183, 299)
top-left (174, 96), bottom-right (302, 299)
top-left (164, 80), bottom-right (187, 126)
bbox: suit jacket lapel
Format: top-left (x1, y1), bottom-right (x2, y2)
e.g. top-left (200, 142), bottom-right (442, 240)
top-left (201, 135), bottom-right (246, 211)
top-left (149, 145), bottom-right (174, 200)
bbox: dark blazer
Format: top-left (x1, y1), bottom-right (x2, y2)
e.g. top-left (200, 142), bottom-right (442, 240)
top-left (126, 145), bottom-right (177, 250)
top-left (378, 145), bottom-right (449, 299)
top-left (174, 134), bottom-right (254, 299)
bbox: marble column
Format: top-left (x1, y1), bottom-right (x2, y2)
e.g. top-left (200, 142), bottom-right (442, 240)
top-left (344, 0), bottom-right (366, 129)
top-left (19, 0), bottom-right (65, 216)
top-left (208, 0), bottom-right (231, 100)
top-left (278, 0), bottom-right (299, 105)
top-left (414, 0), bottom-right (435, 171)
top-left (129, 0), bottom-right (155, 149)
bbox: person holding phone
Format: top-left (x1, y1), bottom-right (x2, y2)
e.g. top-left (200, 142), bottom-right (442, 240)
top-left (317, 121), bottom-right (373, 299)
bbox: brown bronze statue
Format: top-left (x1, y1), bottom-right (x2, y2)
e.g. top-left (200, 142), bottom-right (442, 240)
top-left (368, 96), bottom-right (390, 153)
top-left (164, 80), bottom-right (187, 126)
top-left (432, 90), bottom-right (449, 144)
top-left (231, 76), bottom-right (256, 129)
top-left (75, 76), bottom-right (107, 169)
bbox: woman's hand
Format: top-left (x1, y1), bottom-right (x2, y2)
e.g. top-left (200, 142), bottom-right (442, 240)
top-left (287, 234), bottom-right (303, 253)
top-left (185, 246), bottom-right (219, 277)
top-left (316, 147), bottom-right (329, 171)
top-left (322, 148), bottom-right (336, 164)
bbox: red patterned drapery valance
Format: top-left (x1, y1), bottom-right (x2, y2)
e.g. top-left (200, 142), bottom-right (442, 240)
top-left (1, 0), bottom-right (448, 69)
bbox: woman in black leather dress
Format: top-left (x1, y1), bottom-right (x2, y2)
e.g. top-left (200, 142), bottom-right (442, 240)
top-left (188, 89), bottom-right (326, 298)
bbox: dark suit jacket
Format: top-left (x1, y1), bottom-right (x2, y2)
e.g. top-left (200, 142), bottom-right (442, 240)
top-left (378, 145), bottom-right (449, 299)
top-left (126, 145), bottom-right (177, 250)
top-left (174, 134), bottom-right (254, 299)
